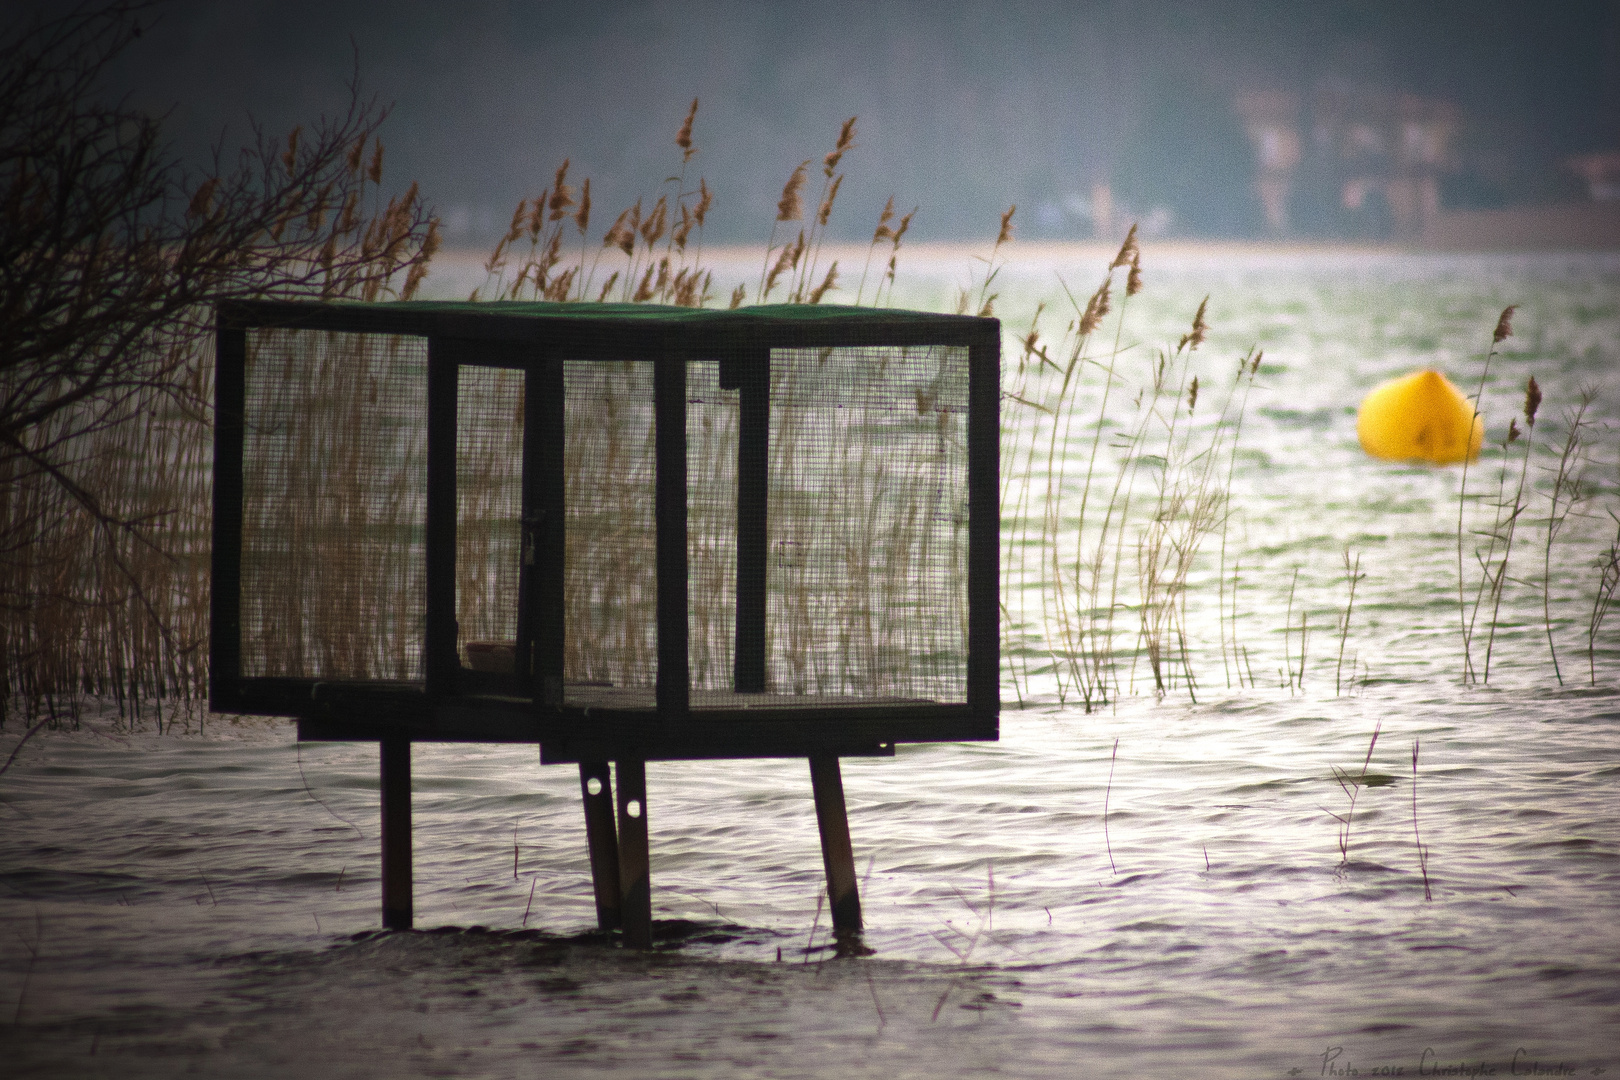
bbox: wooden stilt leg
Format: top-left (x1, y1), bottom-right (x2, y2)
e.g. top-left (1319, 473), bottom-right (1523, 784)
top-left (809, 754), bottom-right (862, 932)
top-left (578, 761), bottom-right (621, 931)
top-left (380, 737), bottom-right (413, 931)
top-left (615, 758), bottom-right (652, 948)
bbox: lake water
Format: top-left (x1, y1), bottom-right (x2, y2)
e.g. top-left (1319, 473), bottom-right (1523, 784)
top-left (3, 247), bottom-right (1618, 1078)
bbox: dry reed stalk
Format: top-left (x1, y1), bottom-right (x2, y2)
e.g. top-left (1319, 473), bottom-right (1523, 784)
top-left (998, 309), bottom-right (1057, 704)
top-left (1411, 738), bottom-right (1432, 901)
top-left (957, 206), bottom-right (1014, 317)
top-left (595, 202), bottom-right (638, 300)
top-left (477, 161), bottom-right (607, 303)
top-left (1325, 720), bottom-right (1381, 869)
top-left (1229, 557), bottom-right (1245, 687)
top-left (3, 341), bottom-right (215, 728)
top-left (756, 160), bottom-right (809, 303)
top-left (1297, 606), bottom-right (1309, 691)
top-left (675, 97), bottom-right (698, 162)
top-left (806, 262), bottom-right (839, 305)
top-left (1461, 428), bottom-right (1513, 673)
top-left (1103, 737), bottom-right (1119, 873)
top-left (1217, 350), bottom-right (1262, 688)
top-left (877, 209), bottom-right (915, 308)
top-left (802, 891), bottom-right (823, 963)
top-left (1010, 233), bottom-right (1133, 707)
top-left (795, 118), bottom-right (856, 302)
top-left (761, 232), bottom-right (804, 304)
top-left (1591, 512), bottom-right (1620, 685)
top-left (650, 100), bottom-right (720, 304)
top-left (1282, 567), bottom-right (1300, 691)
top-left (1037, 274), bottom-right (1106, 704)
top-left (996, 239), bottom-right (1253, 709)
top-left (929, 864), bottom-right (995, 1021)
top-left (1126, 300), bottom-right (1229, 700)
top-left (1335, 549), bottom-right (1365, 696)
top-left (856, 196), bottom-right (896, 305)
top-left (1480, 377), bottom-right (1541, 682)
top-left (1457, 306), bottom-right (1515, 682)
top-left (1540, 391), bottom-right (1596, 685)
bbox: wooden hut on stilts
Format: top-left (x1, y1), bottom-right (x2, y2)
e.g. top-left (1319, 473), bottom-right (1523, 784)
top-left (210, 300), bottom-right (999, 947)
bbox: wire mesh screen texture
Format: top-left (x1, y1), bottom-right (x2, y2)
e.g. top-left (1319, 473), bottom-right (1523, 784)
top-left (555, 347), bottom-right (968, 704)
top-left (686, 361), bottom-right (739, 692)
top-left (455, 366), bottom-right (524, 668)
top-left (562, 360), bottom-right (658, 693)
top-left (765, 346), bottom-right (969, 701)
top-left (239, 328), bottom-right (427, 680)
top-left (229, 314), bottom-right (975, 708)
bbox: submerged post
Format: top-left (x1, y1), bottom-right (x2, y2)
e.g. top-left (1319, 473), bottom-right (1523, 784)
top-left (615, 758), bottom-right (652, 948)
top-left (578, 761), bottom-right (621, 931)
top-left (809, 754), bottom-right (862, 931)
top-left (380, 736), bottom-right (413, 930)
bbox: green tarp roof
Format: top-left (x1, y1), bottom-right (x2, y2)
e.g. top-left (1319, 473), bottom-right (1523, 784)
top-left (245, 298), bottom-right (986, 326)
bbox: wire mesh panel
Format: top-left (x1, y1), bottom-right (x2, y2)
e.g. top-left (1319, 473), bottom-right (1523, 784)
top-left (686, 362), bottom-right (739, 692)
top-left (562, 360), bottom-right (657, 694)
top-left (766, 345), bottom-right (969, 701)
top-left (550, 347), bottom-right (969, 704)
top-left (239, 328), bottom-right (427, 680)
top-left (455, 366), bottom-right (524, 670)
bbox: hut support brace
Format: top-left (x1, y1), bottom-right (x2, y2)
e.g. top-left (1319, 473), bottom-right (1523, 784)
top-left (578, 761), bottom-right (621, 931)
top-left (809, 754), bottom-right (863, 931)
top-left (380, 737), bottom-right (413, 930)
top-left (615, 758), bottom-right (652, 948)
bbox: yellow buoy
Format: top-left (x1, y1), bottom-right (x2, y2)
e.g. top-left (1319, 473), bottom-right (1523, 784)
top-left (1356, 369), bottom-right (1483, 465)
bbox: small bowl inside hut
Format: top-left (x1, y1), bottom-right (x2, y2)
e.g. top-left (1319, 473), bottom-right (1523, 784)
top-left (464, 640), bottom-right (516, 673)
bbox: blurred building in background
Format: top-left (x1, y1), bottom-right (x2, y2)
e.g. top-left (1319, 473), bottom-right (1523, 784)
top-left (1236, 85), bottom-right (1460, 240)
top-left (51, 0), bottom-right (1620, 247)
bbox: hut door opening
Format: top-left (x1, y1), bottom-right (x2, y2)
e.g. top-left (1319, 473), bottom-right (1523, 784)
top-left (452, 356), bottom-right (563, 700)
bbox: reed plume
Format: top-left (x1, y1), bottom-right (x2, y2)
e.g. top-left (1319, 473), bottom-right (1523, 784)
top-left (797, 119), bottom-right (856, 302)
top-left (754, 160), bottom-right (810, 302)
top-left (675, 97), bottom-right (698, 161)
top-left (856, 196), bottom-right (896, 304)
top-left (777, 162), bottom-right (809, 220)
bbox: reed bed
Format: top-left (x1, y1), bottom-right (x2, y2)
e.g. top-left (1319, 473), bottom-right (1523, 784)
top-left (997, 227), bottom-right (1264, 710)
top-left (998, 258), bottom-right (1619, 706)
top-left (0, 350), bottom-right (212, 731)
top-left (6, 99), bottom-right (1619, 728)
top-left (1453, 308), bottom-right (1620, 688)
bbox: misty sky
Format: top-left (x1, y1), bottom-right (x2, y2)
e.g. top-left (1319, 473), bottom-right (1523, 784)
top-left (22, 0), bottom-right (1620, 241)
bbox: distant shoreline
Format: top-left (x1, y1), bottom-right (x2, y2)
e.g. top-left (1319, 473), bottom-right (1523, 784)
top-left (429, 216), bottom-right (1620, 277)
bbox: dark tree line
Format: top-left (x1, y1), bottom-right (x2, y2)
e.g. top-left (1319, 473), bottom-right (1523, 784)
top-left (0, 1), bottom-right (437, 718)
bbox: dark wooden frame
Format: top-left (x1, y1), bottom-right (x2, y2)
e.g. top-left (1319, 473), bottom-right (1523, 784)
top-left (212, 298), bottom-right (1000, 942)
top-left (213, 299), bottom-right (998, 756)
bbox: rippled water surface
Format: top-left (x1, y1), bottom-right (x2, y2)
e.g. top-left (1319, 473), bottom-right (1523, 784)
top-left (3, 249), bottom-right (1619, 1078)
